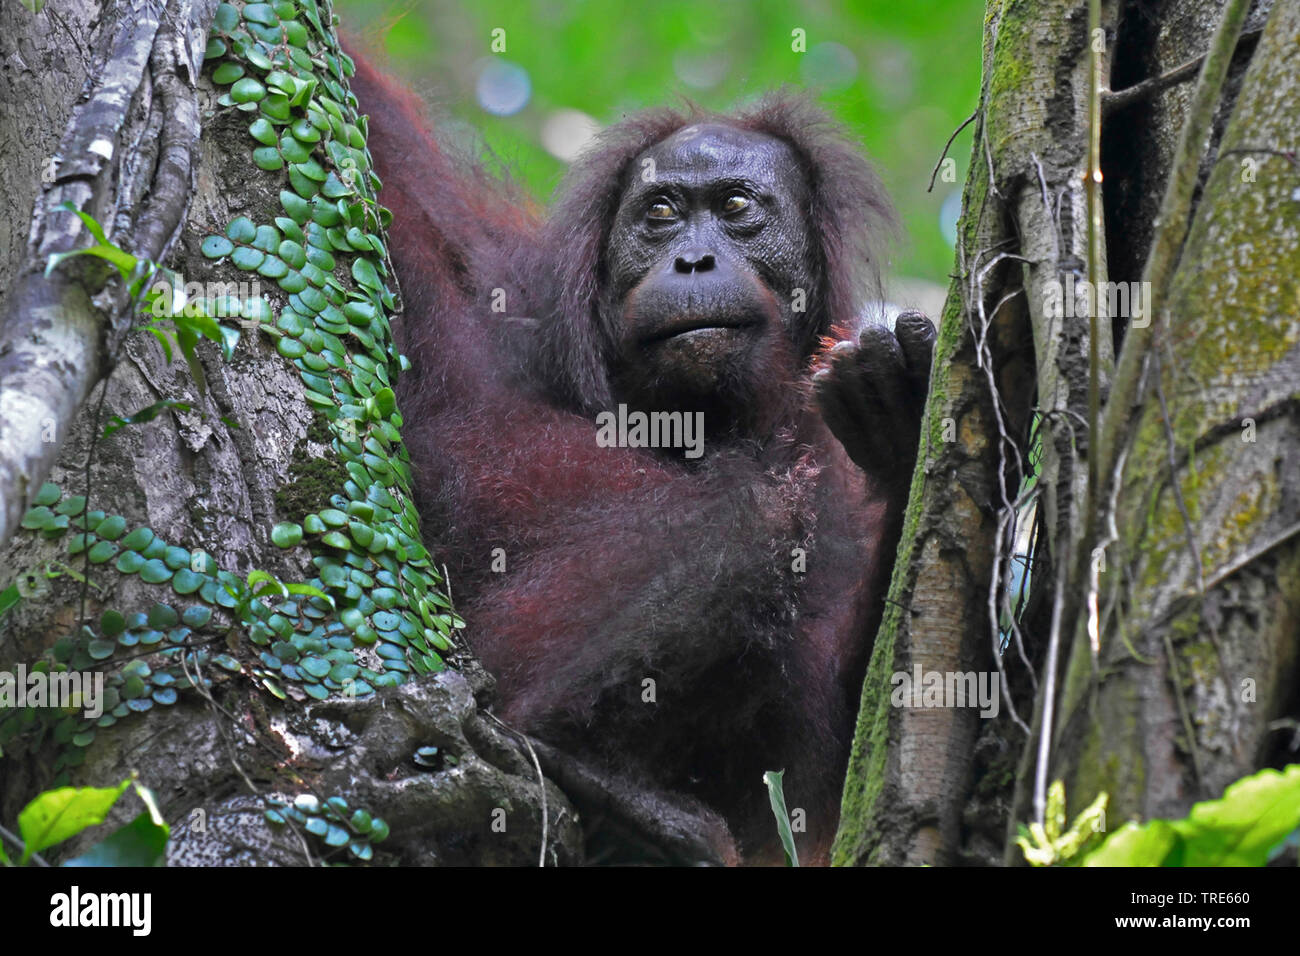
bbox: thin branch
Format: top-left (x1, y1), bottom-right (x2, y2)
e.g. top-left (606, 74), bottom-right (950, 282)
top-left (1033, 518), bottom-right (1072, 827)
top-left (488, 713), bottom-right (549, 867)
top-left (0, 823), bottom-right (50, 867)
top-left (1162, 628), bottom-right (1206, 792)
top-left (1103, 27), bottom-right (1262, 115)
top-left (1104, 56), bottom-right (1202, 116)
top-left (1203, 521), bottom-right (1300, 592)
top-left (1085, 0), bottom-right (1105, 508)
top-left (928, 109), bottom-right (979, 192)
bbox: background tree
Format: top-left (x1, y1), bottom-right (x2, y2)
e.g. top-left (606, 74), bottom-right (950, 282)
top-left (833, 0), bottom-right (1300, 866)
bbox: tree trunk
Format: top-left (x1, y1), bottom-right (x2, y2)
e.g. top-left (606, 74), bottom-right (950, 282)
top-left (0, 0), bottom-right (576, 866)
top-left (1049, 0), bottom-right (1300, 828)
top-left (836, 0), bottom-right (1297, 867)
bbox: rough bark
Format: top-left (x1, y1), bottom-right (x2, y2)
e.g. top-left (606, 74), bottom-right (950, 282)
top-left (0, 0), bottom-right (578, 867)
top-left (1049, 0), bottom-right (1300, 827)
top-left (837, 0), bottom-right (1296, 869)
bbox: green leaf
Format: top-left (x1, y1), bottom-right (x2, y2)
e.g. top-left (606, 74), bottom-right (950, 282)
top-left (230, 77), bottom-right (267, 103)
top-left (231, 246), bottom-right (265, 271)
top-left (87, 540), bottom-right (118, 564)
top-left (0, 584), bottom-right (20, 620)
top-left (253, 146), bottom-right (285, 171)
top-left (1082, 820), bottom-right (1180, 867)
top-left (281, 189), bottom-right (311, 223)
top-left (211, 62), bottom-right (245, 85)
top-left (140, 559), bottom-right (172, 584)
top-left (17, 781), bottom-right (131, 863)
top-left (321, 531), bottom-right (351, 550)
top-left (1082, 764), bottom-right (1300, 866)
top-left (271, 522), bottom-right (303, 547)
top-left (94, 514), bottom-right (127, 540)
top-left (249, 117), bottom-right (279, 146)
top-left (62, 810), bottom-right (170, 867)
top-left (201, 235), bottom-right (235, 258)
top-left (100, 609), bottom-right (127, 636)
top-left (121, 527), bottom-right (154, 550)
top-left (763, 770), bottom-right (800, 867)
top-left (54, 495), bottom-right (86, 516)
top-left (351, 257), bottom-right (382, 291)
top-left (45, 242), bottom-right (138, 282)
top-left (34, 482), bottom-right (61, 506)
top-left (226, 216), bottom-right (257, 242)
top-left (243, 3), bottom-right (278, 26)
top-left (372, 387), bottom-right (397, 418)
top-left (103, 400), bottom-right (191, 438)
top-left (212, 2), bottom-right (239, 33)
top-left (246, 569), bottom-right (287, 600)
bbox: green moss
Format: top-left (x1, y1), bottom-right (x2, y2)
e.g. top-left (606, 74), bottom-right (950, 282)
top-left (982, 0), bottom-right (1037, 157)
top-left (274, 417), bottom-right (351, 522)
top-left (1068, 681), bottom-right (1144, 823)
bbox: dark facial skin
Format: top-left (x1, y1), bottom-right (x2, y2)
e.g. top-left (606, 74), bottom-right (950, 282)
top-left (605, 124), bottom-right (816, 410)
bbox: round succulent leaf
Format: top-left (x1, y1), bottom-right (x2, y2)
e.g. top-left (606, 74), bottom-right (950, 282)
top-left (257, 256), bottom-right (289, 279)
top-left (230, 246), bottom-right (264, 271)
top-left (272, 270), bottom-right (304, 294)
top-left (271, 522), bottom-right (304, 547)
top-left (87, 540), bottom-right (118, 564)
top-left (139, 559), bottom-right (172, 584)
top-left (172, 569), bottom-right (204, 595)
top-left (115, 551), bottom-right (146, 574)
top-left (230, 78), bottom-right (267, 103)
top-left (100, 609), bottom-right (127, 637)
top-left (213, 654), bottom-right (242, 673)
top-left (54, 495), bottom-right (86, 516)
top-left (201, 235), bottom-right (235, 258)
top-left (249, 117), bottom-right (278, 145)
top-left (120, 527), bottom-right (154, 550)
top-left (33, 482), bottom-right (61, 506)
top-left (252, 146), bottom-right (284, 171)
top-left (182, 605), bottom-right (213, 628)
top-left (242, 3), bottom-right (278, 26)
top-left (280, 189), bottom-right (311, 223)
top-left (260, 93), bottom-right (292, 121)
top-left (244, 44), bottom-right (273, 71)
top-left (226, 216), bottom-right (257, 242)
top-left (211, 62), bottom-right (245, 85)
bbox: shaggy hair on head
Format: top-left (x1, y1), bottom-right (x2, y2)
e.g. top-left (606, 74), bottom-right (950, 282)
top-left (525, 92), bottom-right (899, 410)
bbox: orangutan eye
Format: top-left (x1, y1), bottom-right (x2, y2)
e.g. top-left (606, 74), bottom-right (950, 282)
top-left (647, 201), bottom-right (676, 220)
top-left (722, 194), bottom-right (752, 213)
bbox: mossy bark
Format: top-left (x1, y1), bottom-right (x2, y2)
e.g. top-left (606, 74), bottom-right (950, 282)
top-left (1049, 0), bottom-right (1300, 827)
top-left (0, 0), bottom-right (577, 867)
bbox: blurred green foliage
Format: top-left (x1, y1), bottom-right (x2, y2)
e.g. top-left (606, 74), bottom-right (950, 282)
top-left (336, 0), bottom-right (983, 285)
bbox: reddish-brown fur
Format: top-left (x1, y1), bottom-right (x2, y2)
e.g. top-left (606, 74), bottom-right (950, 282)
top-left (348, 51), bottom-right (907, 864)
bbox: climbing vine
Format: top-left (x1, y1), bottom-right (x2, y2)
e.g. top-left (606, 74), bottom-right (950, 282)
top-left (0, 0), bottom-right (461, 864)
